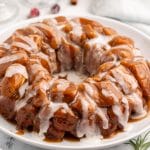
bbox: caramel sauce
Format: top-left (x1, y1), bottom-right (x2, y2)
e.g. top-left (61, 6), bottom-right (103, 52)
top-left (13, 99), bottom-right (150, 142)
top-left (129, 101), bottom-right (150, 123)
top-left (16, 130), bottom-right (24, 135)
top-left (43, 133), bottom-right (80, 143)
top-left (64, 133), bottom-right (80, 142)
top-left (43, 138), bottom-right (62, 143)
top-left (129, 115), bottom-right (147, 123)
top-left (103, 129), bottom-right (123, 139)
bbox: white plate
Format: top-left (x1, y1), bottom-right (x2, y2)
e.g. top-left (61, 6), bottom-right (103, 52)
top-left (0, 14), bottom-right (150, 150)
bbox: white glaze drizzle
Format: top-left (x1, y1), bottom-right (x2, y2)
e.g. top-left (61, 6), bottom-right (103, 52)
top-left (57, 24), bottom-right (66, 30)
top-left (76, 82), bottom-right (109, 138)
top-left (0, 43), bottom-right (10, 49)
top-left (36, 52), bottom-right (52, 71)
top-left (28, 25), bottom-right (45, 36)
top-left (87, 35), bottom-right (112, 48)
top-left (112, 96), bottom-right (129, 128)
top-left (33, 22), bottom-right (61, 41)
top-left (102, 88), bottom-right (119, 103)
top-left (30, 63), bottom-right (50, 82)
top-left (111, 67), bottom-right (138, 94)
top-left (15, 88), bottom-right (36, 111)
top-left (76, 92), bottom-right (98, 138)
top-left (5, 63), bottom-right (28, 79)
top-left (17, 35), bottom-right (38, 51)
top-left (56, 79), bottom-right (70, 91)
top-left (127, 92), bottom-right (147, 119)
top-left (97, 72), bottom-right (107, 80)
top-left (133, 48), bottom-right (142, 57)
top-left (15, 76), bottom-right (57, 112)
top-left (106, 74), bottom-right (117, 83)
top-left (110, 44), bottom-right (132, 50)
top-left (39, 102), bottom-right (71, 135)
top-left (11, 42), bottom-right (32, 52)
top-left (0, 53), bottom-right (24, 64)
top-left (18, 82), bottom-right (29, 98)
top-left (70, 21), bottom-right (83, 36)
top-left (96, 108), bottom-right (109, 129)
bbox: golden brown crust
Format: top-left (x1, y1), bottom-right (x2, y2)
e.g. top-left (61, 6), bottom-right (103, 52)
top-left (97, 80), bottom-right (123, 106)
top-left (0, 16), bottom-right (149, 141)
top-left (102, 27), bottom-right (117, 36)
top-left (109, 36), bottom-right (134, 47)
top-left (1, 74), bottom-right (26, 98)
top-left (122, 60), bottom-right (150, 98)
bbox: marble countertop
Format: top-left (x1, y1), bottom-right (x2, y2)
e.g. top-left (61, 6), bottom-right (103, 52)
top-left (0, 0), bottom-right (148, 150)
top-left (0, 131), bottom-right (133, 150)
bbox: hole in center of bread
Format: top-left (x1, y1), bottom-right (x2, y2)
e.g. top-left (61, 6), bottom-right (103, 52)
top-left (53, 70), bottom-right (87, 84)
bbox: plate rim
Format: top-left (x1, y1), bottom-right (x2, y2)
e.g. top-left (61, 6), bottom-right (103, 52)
top-left (0, 14), bottom-right (150, 150)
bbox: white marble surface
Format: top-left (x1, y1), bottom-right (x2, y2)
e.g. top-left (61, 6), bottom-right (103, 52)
top-left (0, 0), bottom-right (149, 150)
top-left (0, 131), bottom-right (132, 150)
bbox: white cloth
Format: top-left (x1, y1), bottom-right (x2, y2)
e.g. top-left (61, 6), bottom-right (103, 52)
top-left (90, 0), bottom-right (150, 35)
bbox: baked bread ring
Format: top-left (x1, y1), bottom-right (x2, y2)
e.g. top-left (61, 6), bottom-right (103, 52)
top-left (0, 16), bottom-right (149, 141)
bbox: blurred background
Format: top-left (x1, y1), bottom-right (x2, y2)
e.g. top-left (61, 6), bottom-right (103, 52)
top-left (0, 0), bottom-right (89, 29)
top-left (0, 0), bottom-right (150, 35)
